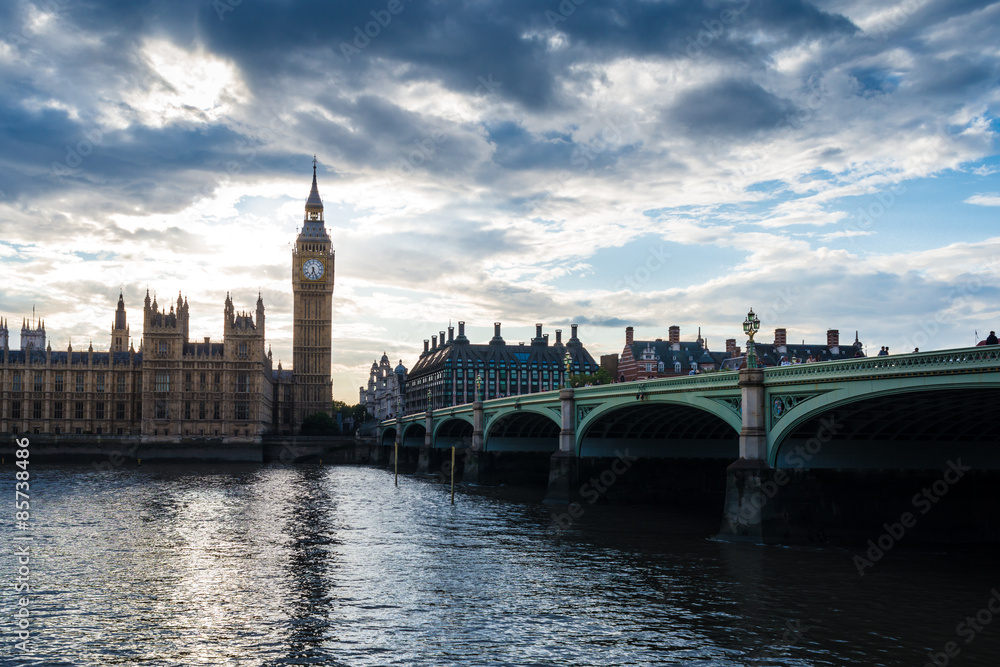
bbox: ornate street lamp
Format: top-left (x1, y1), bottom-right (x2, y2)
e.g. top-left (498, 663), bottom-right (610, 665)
top-left (743, 308), bottom-right (761, 369)
top-left (426, 388), bottom-right (432, 413)
top-left (563, 351), bottom-right (573, 389)
top-left (475, 372), bottom-right (483, 402)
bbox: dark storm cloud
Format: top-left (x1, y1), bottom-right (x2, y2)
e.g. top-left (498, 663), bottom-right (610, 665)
top-left (0, 0), bottom-right (864, 222)
top-left (667, 80), bottom-right (796, 138)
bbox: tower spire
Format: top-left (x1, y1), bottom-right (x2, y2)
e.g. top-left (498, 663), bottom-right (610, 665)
top-left (306, 156), bottom-right (323, 212)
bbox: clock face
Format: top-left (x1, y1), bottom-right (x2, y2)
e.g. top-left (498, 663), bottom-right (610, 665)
top-left (302, 259), bottom-right (324, 281)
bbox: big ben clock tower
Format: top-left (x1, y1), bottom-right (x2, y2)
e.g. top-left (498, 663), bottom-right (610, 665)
top-left (292, 157), bottom-right (335, 429)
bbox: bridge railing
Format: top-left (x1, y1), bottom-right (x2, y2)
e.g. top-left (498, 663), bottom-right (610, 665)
top-left (763, 345), bottom-right (1000, 382)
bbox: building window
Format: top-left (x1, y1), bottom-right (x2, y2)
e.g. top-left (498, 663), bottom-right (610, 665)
top-left (33, 373), bottom-right (43, 392)
top-left (54, 402), bottom-right (63, 419)
top-left (184, 372), bottom-right (192, 392)
top-left (117, 374), bottom-right (126, 393)
top-left (76, 372), bottom-right (85, 392)
top-left (155, 400), bottom-right (167, 420)
top-left (96, 373), bottom-right (105, 393)
top-left (158, 340), bottom-right (168, 356)
top-left (12, 372), bottom-right (21, 392)
top-left (32, 401), bottom-right (42, 419)
top-left (11, 401), bottom-right (20, 419)
top-left (115, 402), bottom-right (125, 420)
top-left (135, 402), bottom-right (142, 419)
top-left (236, 372), bottom-right (248, 393)
top-left (238, 341), bottom-right (248, 358)
top-left (155, 372), bottom-right (170, 392)
top-left (75, 402), bottom-right (84, 419)
top-left (213, 373), bottom-right (221, 392)
top-left (213, 402), bottom-right (221, 420)
top-left (235, 401), bottom-right (249, 420)
top-left (95, 402), bottom-right (105, 420)
top-left (198, 402), bottom-right (206, 420)
top-left (199, 372), bottom-right (206, 390)
top-left (184, 401), bottom-right (191, 420)
top-left (55, 373), bottom-right (64, 392)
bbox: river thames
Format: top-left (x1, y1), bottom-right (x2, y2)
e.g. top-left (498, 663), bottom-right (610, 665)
top-left (3, 463), bottom-right (998, 666)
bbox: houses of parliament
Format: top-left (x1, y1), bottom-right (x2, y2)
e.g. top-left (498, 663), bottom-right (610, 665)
top-left (0, 164), bottom-right (335, 441)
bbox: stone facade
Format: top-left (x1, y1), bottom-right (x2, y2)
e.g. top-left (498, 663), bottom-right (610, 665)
top-left (0, 166), bottom-right (335, 440)
top-left (359, 353), bottom-right (407, 422)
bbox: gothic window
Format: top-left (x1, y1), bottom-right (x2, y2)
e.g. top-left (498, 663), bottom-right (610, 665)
top-left (76, 373), bottom-right (85, 392)
top-left (184, 401), bottom-right (191, 420)
top-left (199, 402), bottom-right (206, 420)
top-left (54, 402), bottom-right (63, 419)
top-left (158, 340), bottom-right (168, 356)
top-left (115, 402), bottom-right (125, 420)
top-left (95, 402), bottom-right (105, 420)
top-left (32, 401), bottom-right (42, 419)
top-left (213, 373), bottom-right (221, 392)
top-left (12, 372), bottom-right (21, 392)
top-left (184, 372), bottom-right (192, 392)
top-left (11, 401), bottom-right (20, 418)
top-left (155, 400), bottom-right (167, 420)
top-left (96, 373), bottom-right (105, 393)
top-left (213, 402), bottom-right (220, 420)
top-left (75, 402), bottom-right (84, 419)
top-left (155, 372), bottom-right (170, 392)
top-left (55, 373), bottom-right (64, 392)
top-left (238, 342), bottom-right (248, 358)
top-left (235, 402), bottom-right (249, 420)
top-left (33, 373), bottom-right (43, 392)
top-left (117, 374), bottom-right (126, 393)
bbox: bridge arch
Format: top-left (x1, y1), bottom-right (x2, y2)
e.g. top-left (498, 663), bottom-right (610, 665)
top-left (577, 394), bottom-right (740, 458)
top-left (433, 415), bottom-right (475, 448)
top-left (484, 407), bottom-right (561, 453)
top-left (770, 382), bottom-right (1000, 469)
top-left (401, 421), bottom-right (426, 448)
top-left (380, 426), bottom-right (397, 447)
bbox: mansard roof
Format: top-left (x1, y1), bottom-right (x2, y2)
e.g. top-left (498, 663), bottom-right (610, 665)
top-left (409, 337), bottom-right (597, 379)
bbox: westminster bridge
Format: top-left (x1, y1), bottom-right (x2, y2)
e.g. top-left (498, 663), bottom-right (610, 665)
top-left (380, 346), bottom-right (1000, 543)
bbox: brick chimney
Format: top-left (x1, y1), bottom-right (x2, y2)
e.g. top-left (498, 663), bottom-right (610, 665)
top-left (555, 329), bottom-right (563, 345)
top-left (726, 338), bottom-right (737, 357)
top-left (431, 335), bottom-right (437, 350)
top-left (423, 339), bottom-right (429, 353)
top-left (827, 329), bottom-right (839, 347)
top-left (668, 325), bottom-right (680, 344)
top-left (626, 326), bottom-right (634, 345)
top-left (448, 326), bottom-right (454, 342)
top-left (774, 328), bottom-right (787, 346)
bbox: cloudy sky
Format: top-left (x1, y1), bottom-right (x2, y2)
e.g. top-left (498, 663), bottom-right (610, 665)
top-left (1, 0), bottom-right (999, 401)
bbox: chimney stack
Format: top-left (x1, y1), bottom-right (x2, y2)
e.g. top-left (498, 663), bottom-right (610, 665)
top-left (774, 328), bottom-right (787, 346)
top-left (626, 326), bottom-right (634, 345)
top-left (448, 326), bottom-right (454, 342)
top-left (432, 335), bottom-right (438, 350)
top-left (423, 339), bottom-right (429, 353)
top-left (571, 324), bottom-right (579, 340)
top-left (535, 323), bottom-right (543, 338)
top-left (494, 322), bottom-right (501, 337)
top-left (555, 329), bottom-right (563, 345)
top-left (458, 321), bottom-right (466, 337)
top-left (440, 330), bottom-right (446, 346)
top-left (543, 334), bottom-right (549, 344)
top-left (827, 329), bottom-right (840, 348)
top-left (668, 325), bottom-right (680, 344)
top-left (726, 338), bottom-right (737, 357)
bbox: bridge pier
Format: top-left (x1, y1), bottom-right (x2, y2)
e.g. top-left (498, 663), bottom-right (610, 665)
top-left (718, 367), bottom-right (774, 542)
top-left (546, 388), bottom-right (579, 503)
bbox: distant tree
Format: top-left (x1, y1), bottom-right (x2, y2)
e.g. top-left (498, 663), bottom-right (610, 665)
top-left (301, 412), bottom-right (339, 435)
top-left (568, 367), bottom-right (613, 387)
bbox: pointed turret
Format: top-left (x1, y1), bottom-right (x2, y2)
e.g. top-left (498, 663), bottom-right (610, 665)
top-left (306, 156), bottom-right (324, 213)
